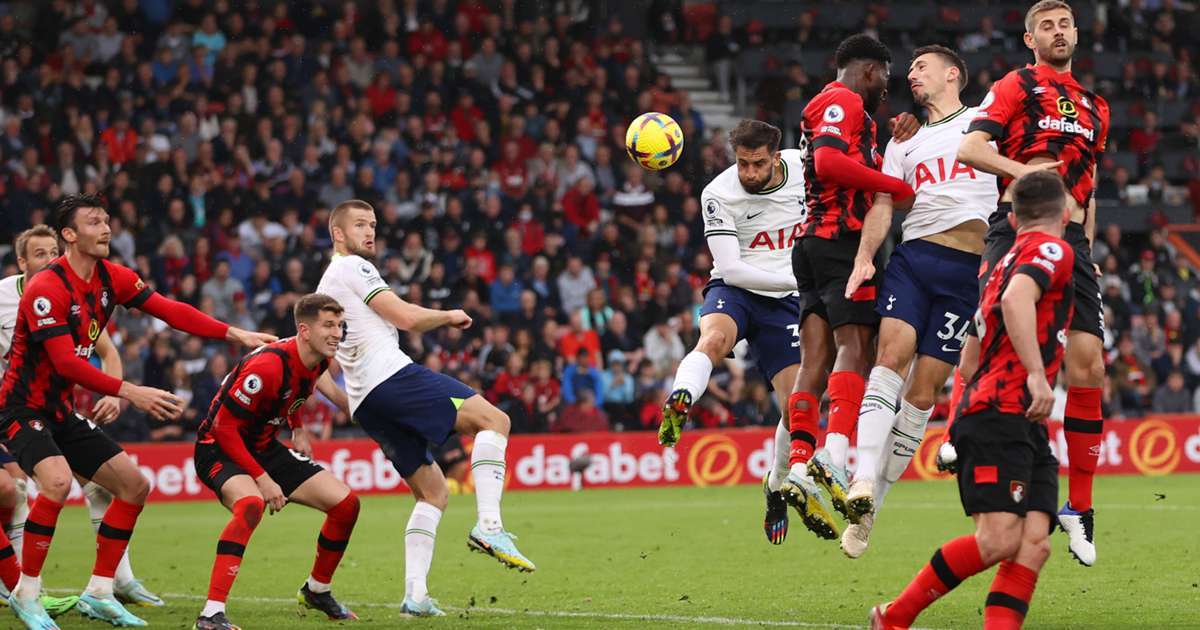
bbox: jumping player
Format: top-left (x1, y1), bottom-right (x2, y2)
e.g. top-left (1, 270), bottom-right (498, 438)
top-left (953, 0), bottom-right (1110, 566)
top-left (655, 120), bottom-right (837, 543)
top-left (0, 195), bottom-right (274, 629)
top-left (839, 46), bottom-right (996, 558)
top-left (871, 171), bottom-right (1074, 630)
top-left (317, 200), bottom-right (534, 618)
top-left (0, 225), bottom-right (163, 609)
top-left (785, 34), bottom-right (915, 528)
top-left (193, 294), bottom-right (359, 630)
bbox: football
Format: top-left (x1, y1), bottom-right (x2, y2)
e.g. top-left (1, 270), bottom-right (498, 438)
top-left (625, 112), bottom-right (684, 171)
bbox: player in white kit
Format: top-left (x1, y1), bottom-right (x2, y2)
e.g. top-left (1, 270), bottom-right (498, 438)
top-left (0, 225), bottom-right (160, 611)
top-left (840, 46), bottom-right (997, 557)
top-left (316, 200), bottom-right (534, 618)
top-left (655, 120), bottom-right (840, 542)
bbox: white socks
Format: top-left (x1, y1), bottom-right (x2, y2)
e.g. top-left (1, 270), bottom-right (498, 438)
top-left (201, 600), bottom-right (225, 617)
top-left (472, 430), bottom-right (507, 534)
top-left (824, 433), bottom-right (850, 471)
top-left (6, 477), bottom-right (27, 559)
top-left (767, 417), bottom-right (790, 491)
top-left (14, 574), bottom-right (40, 602)
top-left (852, 366), bottom-right (905, 482)
top-left (875, 398), bottom-right (934, 508)
top-left (83, 482), bottom-right (136, 587)
top-left (306, 577), bottom-right (331, 594)
top-left (404, 502), bottom-right (442, 603)
top-left (670, 351), bottom-right (713, 401)
top-left (85, 575), bottom-right (114, 597)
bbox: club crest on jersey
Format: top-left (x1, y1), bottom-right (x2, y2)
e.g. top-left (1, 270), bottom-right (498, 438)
top-left (288, 398), bottom-right (306, 415)
top-left (243, 373), bottom-right (263, 395)
top-left (28, 419), bottom-right (43, 431)
top-left (1056, 97), bottom-right (1078, 118)
top-left (101, 291), bottom-right (109, 308)
top-left (1010, 480), bottom-right (1026, 504)
top-left (33, 296), bottom-right (51, 316)
top-left (823, 104), bottom-right (845, 123)
top-left (135, 279), bottom-right (145, 291)
top-left (87, 320), bottom-right (100, 341)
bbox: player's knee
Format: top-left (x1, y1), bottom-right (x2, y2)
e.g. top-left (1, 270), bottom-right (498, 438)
top-left (976, 523), bottom-right (1022, 562)
top-left (419, 486), bottom-right (449, 511)
top-left (331, 492), bottom-right (361, 523)
top-left (904, 391), bottom-right (936, 411)
top-left (696, 329), bottom-right (731, 360)
top-left (488, 409), bottom-right (512, 436)
top-left (236, 495), bottom-right (266, 529)
top-left (118, 472), bottom-right (150, 505)
top-left (1021, 535), bottom-right (1052, 567)
top-left (0, 474), bottom-right (16, 507)
top-left (1067, 354), bottom-right (1105, 388)
top-left (37, 472), bottom-right (73, 503)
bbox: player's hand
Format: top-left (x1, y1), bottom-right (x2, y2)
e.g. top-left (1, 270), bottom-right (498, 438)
top-left (91, 395), bottom-right (123, 425)
top-left (291, 429), bottom-right (313, 458)
top-left (1013, 161), bottom-right (1064, 179)
top-left (1094, 263), bottom-right (1102, 278)
top-left (120, 383), bottom-right (184, 421)
top-left (255, 474), bottom-right (287, 514)
top-left (445, 309), bottom-right (473, 329)
top-left (889, 112), bottom-right (920, 142)
top-left (845, 256), bottom-right (876, 299)
top-left (227, 327), bottom-right (278, 348)
top-left (1025, 372), bottom-right (1054, 422)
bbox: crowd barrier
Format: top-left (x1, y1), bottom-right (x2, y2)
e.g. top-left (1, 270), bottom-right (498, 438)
top-left (70, 416), bottom-right (1200, 503)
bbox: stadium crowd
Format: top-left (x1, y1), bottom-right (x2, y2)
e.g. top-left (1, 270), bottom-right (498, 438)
top-left (0, 0), bottom-right (1196, 443)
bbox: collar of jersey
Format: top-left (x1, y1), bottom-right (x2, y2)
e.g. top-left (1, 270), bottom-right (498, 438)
top-left (1028, 63), bottom-right (1080, 87)
top-left (924, 105), bottom-right (969, 128)
top-left (16, 274), bottom-right (24, 297)
top-left (753, 158), bottom-right (788, 195)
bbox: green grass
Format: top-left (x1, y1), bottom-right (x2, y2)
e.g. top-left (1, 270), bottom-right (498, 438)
top-left (21, 474), bottom-right (1200, 629)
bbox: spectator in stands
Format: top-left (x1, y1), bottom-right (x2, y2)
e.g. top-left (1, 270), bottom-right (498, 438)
top-left (1152, 370), bottom-right (1193, 413)
top-left (705, 15), bottom-right (739, 101)
top-left (200, 259), bottom-right (243, 321)
top-left (555, 387), bottom-right (609, 433)
top-left (489, 263), bottom-right (524, 316)
top-left (558, 311), bottom-right (603, 368)
top-left (562, 349), bottom-right (605, 406)
top-left (642, 317), bottom-right (684, 373)
top-left (601, 350), bottom-right (636, 427)
top-left (556, 254), bottom-right (596, 316)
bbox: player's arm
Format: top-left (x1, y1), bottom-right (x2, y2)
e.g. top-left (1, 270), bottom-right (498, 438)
top-left (956, 130), bottom-right (1061, 180)
top-left (845, 193), bottom-right (893, 299)
top-left (708, 234), bottom-right (797, 292)
top-left (368, 289), bottom-right (472, 333)
top-left (137, 292), bottom-right (275, 347)
top-left (316, 370), bottom-right (349, 415)
top-left (91, 330), bottom-right (124, 424)
top-left (213, 358), bottom-right (287, 512)
top-left (1084, 165), bottom-right (1098, 245)
top-left (809, 93), bottom-right (913, 201)
top-left (1001, 267), bottom-right (1058, 422)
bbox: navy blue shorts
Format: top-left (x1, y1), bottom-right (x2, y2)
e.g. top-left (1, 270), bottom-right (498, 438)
top-left (700, 280), bottom-right (801, 383)
top-left (877, 239), bottom-right (981, 365)
top-left (0, 446), bottom-right (14, 465)
top-left (354, 364), bottom-right (477, 478)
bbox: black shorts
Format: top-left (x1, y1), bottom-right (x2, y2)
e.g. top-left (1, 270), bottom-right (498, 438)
top-left (0, 409), bottom-right (123, 479)
top-left (975, 203), bottom-right (1103, 338)
top-left (792, 233), bottom-right (880, 329)
top-left (194, 440), bottom-right (324, 498)
top-left (950, 409), bottom-right (1059, 517)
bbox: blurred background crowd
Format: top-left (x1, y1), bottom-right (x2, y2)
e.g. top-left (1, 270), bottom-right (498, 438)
top-left (0, 0), bottom-right (1195, 443)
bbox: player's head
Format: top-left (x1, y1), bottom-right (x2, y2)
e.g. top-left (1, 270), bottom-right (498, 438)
top-left (294, 293), bottom-right (344, 360)
top-left (1024, 0), bottom-right (1076, 68)
top-left (834, 34), bottom-right (891, 112)
top-left (55, 194), bottom-right (111, 259)
top-left (14, 224), bottom-right (59, 275)
top-left (729, 119), bottom-right (781, 193)
top-left (908, 45), bottom-right (967, 105)
top-left (1010, 170), bottom-right (1070, 234)
top-left (329, 199), bottom-right (376, 258)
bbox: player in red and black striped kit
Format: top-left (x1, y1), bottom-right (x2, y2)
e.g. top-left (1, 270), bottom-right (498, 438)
top-left (872, 171), bottom-right (1074, 630)
top-left (784, 34), bottom-right (917, 533)
top-left (0, 195), bottom-right (275, 629)
top-left (193, 294), bottom-right (359, 630)
top-left (950, 0), bottom-right (1110, 567)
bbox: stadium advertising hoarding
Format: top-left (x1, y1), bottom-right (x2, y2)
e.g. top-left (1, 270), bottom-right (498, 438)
top-left (95, 416), bottom-right (1200, 502)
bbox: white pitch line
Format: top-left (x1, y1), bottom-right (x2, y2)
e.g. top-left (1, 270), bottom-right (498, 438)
top-left (42, 589), bottom-right (931, 629)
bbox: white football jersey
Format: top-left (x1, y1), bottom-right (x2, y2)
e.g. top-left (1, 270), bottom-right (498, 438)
top-left (701, 148), bottom-right (806, 298)
top-left (881, 106), bottom-right (997, 242)
top-left (0, 274), bottom-right (25, 373)
top-left (316, 254), bottom-right (413, 414)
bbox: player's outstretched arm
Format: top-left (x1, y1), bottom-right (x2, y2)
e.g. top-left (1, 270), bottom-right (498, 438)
top-left (91, 330), bottom-right (124, 424)
top-left (1000, 275), bottom-right (1053, 421)
top-left (368, 288), bottom-right (472, 334)
top-left (316, 370), bottom-right (349, 414)
top-left (42, 335), bottom-right (182, 420)
top-left (137, 292), bottom-right (277, 347)
top-left (957, 131), bottom-right (1062, 181)
top-left (708, 234), bottom-right (797, 293)
top-left (813, 147), bottom-right (914, 202)
top-left (845, 194), bottom-right (894, 299)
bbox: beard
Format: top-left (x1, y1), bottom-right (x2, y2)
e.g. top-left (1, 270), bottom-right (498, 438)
top-left (864, 88), bottom-right (885, 113)
top-left (347, 241), bottom-right (375, 258)
top-left (1041, 40), bottom-right (1075, 65)
top-left (739, 175), bottom-right (768, 193)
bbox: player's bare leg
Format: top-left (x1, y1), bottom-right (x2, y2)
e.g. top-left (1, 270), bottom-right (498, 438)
top-left (400, 463), bottom-right (449, 617)
top-left (1059, 330), bottom-right (1105, 566)
top-left (781, 313), bottom-right (840, 539)
top-left (79, 480), bottom-right (163, 607)
top-left (11, 456), bottom-right (75, 629)
top-left (197, 475), bottom-right (265, 630)
top-left (288, 472), bottom-right (360, 620)
top-left (983, 511), bottom-right (1052, 628)
top-left (456, 395), bottom-right (535, 571)
top-left (78, 453), bottom-right (150, 626)
top-left (658, 313), bottom-right (738, 446)
top-left (763, 363), bottom-right (800, 545)
top-left (808, 322), bottom-right (874, 521)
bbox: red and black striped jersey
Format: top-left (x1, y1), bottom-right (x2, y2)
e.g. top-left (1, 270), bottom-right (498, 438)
top-left (968, 64), bottom-right (1110, 208)
top-left (0, 257), bottom-right (151, 422)
top-left (799, 81), bottom-right (880, 239)
top-left (959, 231), bottom-right (1074, 418)
top-left (197, 337), bottom-right (328, 453)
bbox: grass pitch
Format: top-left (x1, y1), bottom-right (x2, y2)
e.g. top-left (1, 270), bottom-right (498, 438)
top-left (24, 473), bottom-right (1200, 629)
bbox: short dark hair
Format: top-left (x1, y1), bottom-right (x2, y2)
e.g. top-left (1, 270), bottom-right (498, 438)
top-left (729, 119), bottom-right (781, 153)
top-left (1012, 171), bottom-right (1067, 223)
top-left (834, 34), bottom-right (891, 69)
top-left (912, 45), bottom-right (968, 93)
top-left (294, 293), bottom-right (344, 326)
top-left (329, 199), bottom-right (374, 234)
top-left (15, 225), bottom-right (57, 260)
top-left (1025, 0), bottom-right (1073, 33)
top-left (54, 194), bottom-right (107, 238)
